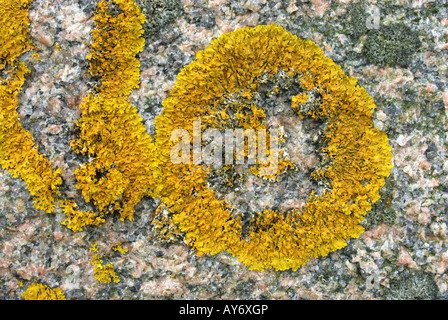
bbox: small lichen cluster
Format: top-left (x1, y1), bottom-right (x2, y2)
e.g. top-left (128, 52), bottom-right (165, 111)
top-left (155, 24), bottom-right (393, 271)
top-left (90, 242), bottom-right (121, 284)
top-left (112, 242), bottom-right (129, 255)
top-left (21, 283), bottom-right (66, 300)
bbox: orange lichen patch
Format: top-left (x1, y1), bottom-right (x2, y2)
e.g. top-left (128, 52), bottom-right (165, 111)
top-left (67, 0), bottom-right (157, 230)
top-left (0, 0), bottom-right (63, 213)
top-left (154, 24), bottom-right (393, 271)
top-left (21, 283), bottom-right (66, 300)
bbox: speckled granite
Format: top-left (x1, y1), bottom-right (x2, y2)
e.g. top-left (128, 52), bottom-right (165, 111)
top-left (1, 0), bottom-right (447, 300)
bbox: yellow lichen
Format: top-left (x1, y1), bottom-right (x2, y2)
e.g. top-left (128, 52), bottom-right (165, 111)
top-left (0, 0), bottom-right (159, 235)
top-left (67, 0), bottom-right (158, 230)
top-left (91, 253), bottom-right (121, 284)
top-left (0, 0), bottom-right (63, 214)
top-left (21, 283), bottom-right (66, 300)
top-left (154, 24), bottom-right (393, 271)
top-left (291, 92), bottom-right (309, 108)
top-left (89, 242), bottom-right (99, 253)
top-left (59, 199), bottom-right (104, 232)
top-left (89, 242), bottom-right (121, 283)
top-left (0, 0), bottom-right (99, 229)
top-left (112, 243), bottom-right (128, 255)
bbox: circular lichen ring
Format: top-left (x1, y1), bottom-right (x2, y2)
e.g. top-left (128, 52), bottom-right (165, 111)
top-left (154, 24), bottom-right (393, 271)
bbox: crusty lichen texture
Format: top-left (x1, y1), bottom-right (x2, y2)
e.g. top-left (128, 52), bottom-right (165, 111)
top-left (154, 24), bottom-right (393, 271)
top-left (21, 283), bottom-right (66, 300)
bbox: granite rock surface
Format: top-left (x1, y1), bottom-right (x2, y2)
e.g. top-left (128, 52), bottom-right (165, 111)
top-left (1, 0), bottom-right (447, 300)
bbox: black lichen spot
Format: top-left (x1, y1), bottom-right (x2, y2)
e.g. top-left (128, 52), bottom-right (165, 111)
top-left (384, 271), bottom-right (439, 300)
top-left (362, 23), bottom-right (421, 68)
top-left (154, 249), bottom-right (164, 257)
top-left (364, 202), bottom-right (396, 229)
top-left (78, 0), bottom-right (99, 16)
top-left (425, 141), bottom-right (438, 161)
top-left (135, 0), bottom-right (183, 40)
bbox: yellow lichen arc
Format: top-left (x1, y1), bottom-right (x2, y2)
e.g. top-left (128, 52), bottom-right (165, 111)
top-left (0, 0), bottom-right (100, 228)
top-left (0, 0), bottom-right (158, 232)
top-left (0, 0), bottom-right (63, 213)
top-left (154, 24), bottom-right (393, 271)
